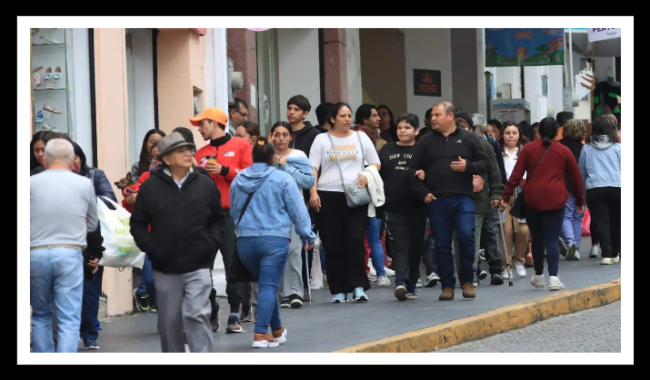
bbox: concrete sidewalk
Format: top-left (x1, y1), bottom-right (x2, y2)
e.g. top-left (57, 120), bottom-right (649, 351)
top-left (85, 239), bottom-right (621, 353)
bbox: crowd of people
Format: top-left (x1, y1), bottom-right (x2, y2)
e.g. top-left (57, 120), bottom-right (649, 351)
top-left (30, 94), bottom-right (622, 352)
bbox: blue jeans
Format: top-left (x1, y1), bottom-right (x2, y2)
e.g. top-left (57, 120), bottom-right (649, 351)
top-left (366, 217), bottom-right (386, 276)
top-left (237, 237), bottom-right (289, 334)
top-left (561, 193), bottom-right (584, 248)
top-left (30, 247), bottom-right (84, 353)
top-left (426, 195), bottom-right (476, 289)
top-left (80, 266), bottom-right (103, 343)
top-left (135, 255), bottom-right (156, 302)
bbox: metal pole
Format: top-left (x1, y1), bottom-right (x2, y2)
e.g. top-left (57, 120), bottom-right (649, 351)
top-left (569, 28), bottom-right (574, 94)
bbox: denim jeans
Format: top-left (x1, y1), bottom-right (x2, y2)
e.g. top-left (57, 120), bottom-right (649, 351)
top-left (135, 255), bottom-right (156, 302)
top-left (237, 236), bottom-right (289, 334)
top-left (366, 217), bottom-right (386, 276)
top-left (30, 247), bottom-right (84, 353)
top-left (426, 195), bottom-right (476, 289)
top-left (526, 206), bottom-right (564, 277)
top-left (80, 266), bottom-right (103, 344)
top-left (561, 193), bottom-right (584, 248)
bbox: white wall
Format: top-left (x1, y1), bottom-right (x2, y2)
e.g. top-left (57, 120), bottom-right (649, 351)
top-left (403, 29), bottom-right (452, 116)
top-left (66, 28), bottom-right (93, 165)
top-left (547, 65), bottom-right (564, 120)
top-left (126, 29), bottom-right (155, 169)
top-left (277, 29), bottom-right (320, 125)
top-left (346, 28), bottom-right (363, 113)
top-left (495, 67), bottom-right (522, 99)
top-left (204, 29), bottom-right (229, 117)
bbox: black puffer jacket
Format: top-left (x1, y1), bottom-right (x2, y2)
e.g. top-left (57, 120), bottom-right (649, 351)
top-left (130, 168), bottom-right (224, 274)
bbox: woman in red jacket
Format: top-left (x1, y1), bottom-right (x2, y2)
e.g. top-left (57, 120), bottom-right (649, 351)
top-left (500, 117), bottom-right (584, 291)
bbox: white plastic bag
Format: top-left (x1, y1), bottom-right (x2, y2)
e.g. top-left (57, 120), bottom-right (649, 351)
top-left (97, 197), bottom-right (146, 269)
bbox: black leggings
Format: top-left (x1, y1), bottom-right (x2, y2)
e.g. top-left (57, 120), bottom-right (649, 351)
top-left (587, 188), bottom-right (621, 258)
top-left (316, 191), bottom-right (370, 295)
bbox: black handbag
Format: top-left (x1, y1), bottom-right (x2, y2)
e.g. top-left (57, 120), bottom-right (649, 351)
top-left (509, 143), bottom-right (554, 219)
top-left (226, 173), bottom-right (272, 283)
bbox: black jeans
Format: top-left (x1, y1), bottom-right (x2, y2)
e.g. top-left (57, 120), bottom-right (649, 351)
top-left (385, 209), bottom-right (427, 287)
top-left (476, 207), bottom-right (504, 276)
top-left (525, 206), bottom-right (564, 277)
top-left (316, 191), bottom-right (370, 295)
top-left (587, 188), bottom-right (621, 258)
top-left (215, 215), bottom-right (252, 314)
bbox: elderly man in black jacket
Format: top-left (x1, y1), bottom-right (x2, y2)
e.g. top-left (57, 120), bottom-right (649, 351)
top-left (131, 132), bottom-right (224, 353)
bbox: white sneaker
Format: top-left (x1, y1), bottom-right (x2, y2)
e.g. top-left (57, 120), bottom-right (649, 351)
top-left (548, 276), bottom-right (565, 291)
top-left (600, 258), bottom-right (613, 265)
top-left (384, 267), bottom-right (396, 277)
top-left (369, 265), bottom-right (377, 277)
top-left (514, 262), bottom-right (527, 278)
top-left (424, 272), bottom-right (439, 287)
top-left (416, 278), bottom-right (424, 288)
top-left (530, 274), bottom-right (546, 288)
top-left (574, 251), bottom-right (581, 261)
top-left (377, 276), bottom-right (391, 287)
top-left (501, 269), bottom-right (511, 281)
top-left (612, 256), bottom-right (620, 264)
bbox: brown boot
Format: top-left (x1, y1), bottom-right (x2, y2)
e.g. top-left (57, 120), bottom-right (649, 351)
top-left (439, 288), bottom-right (455, 301)
top-left (462, 283), bottom-right (476, 298)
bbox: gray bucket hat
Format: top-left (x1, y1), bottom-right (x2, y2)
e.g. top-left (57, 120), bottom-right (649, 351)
top-left (156, 132), bottom-right (196, 160)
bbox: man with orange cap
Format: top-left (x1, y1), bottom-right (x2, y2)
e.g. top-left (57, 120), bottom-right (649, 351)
top-left (191, 108), bottom-right (253, 334)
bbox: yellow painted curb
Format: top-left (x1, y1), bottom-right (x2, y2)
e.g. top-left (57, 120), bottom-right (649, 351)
top-left (334, 279), bottom-right (621, 353)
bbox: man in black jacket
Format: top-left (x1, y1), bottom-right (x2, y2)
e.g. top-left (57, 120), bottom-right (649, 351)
top-left (130, 132), bottom-right (224, 353)
top-left (411, 101), bottom-right (490, 301)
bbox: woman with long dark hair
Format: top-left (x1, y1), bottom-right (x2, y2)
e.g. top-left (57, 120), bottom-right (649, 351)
top-left (131, 129), bottom-right (166, 181)
top-left (501, 118), bottom-right (584, 291)
top-left (309, 102), bottom-right (380, 303)
top-left (71, 142), bottom-right (116, 350)
top-left (579, 118), bottom-right (621, 265)
top-left (377, 105), bottom-right (398, 143)
top-left (498, 122), bottom-right (531, 279)
top-left (230, 137), bottom-right (315, 348)
top-left (30, 131), bottom-right (48, 175)
top-left (236, 121), bottom-right (261, 146)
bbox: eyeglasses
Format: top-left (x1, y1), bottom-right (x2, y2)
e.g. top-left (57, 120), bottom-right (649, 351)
top-left (234, 110), bottom-right (248, 118)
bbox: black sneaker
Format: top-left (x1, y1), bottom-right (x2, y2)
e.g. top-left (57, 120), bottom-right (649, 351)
top-left (289, 294), bottom-right (303, 309)
top-left (490, 273), bottom-right (504, 286)
top-left (210, 309), bottom-right (220, 332)
top-left (132, 289), bottom-right (150, 312)
top-left (226, 315), bottom-right (244, 334)
top-left (279, 298), bottom-right (292, 309)
top-left (394, 282), bottom-right (407, 301)
top-left (478, 270), bottom-right (489, 281)
top-left (240, 306), bottom-right (254, 323)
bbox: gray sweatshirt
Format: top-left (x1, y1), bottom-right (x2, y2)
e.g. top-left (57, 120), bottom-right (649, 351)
top-left (30, 169), bottom-right (98, 249)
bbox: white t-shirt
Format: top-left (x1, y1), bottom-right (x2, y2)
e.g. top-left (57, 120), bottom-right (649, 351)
top-left (503, 146), bottom-right (527, 180)
top-left (309, 131), bottom-right (380, 192)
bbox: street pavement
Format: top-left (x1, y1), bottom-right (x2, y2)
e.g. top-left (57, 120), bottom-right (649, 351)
top-left (81, 238), bottom-right (621, 352)
top-left (437, 301), bottom-right (621, 352)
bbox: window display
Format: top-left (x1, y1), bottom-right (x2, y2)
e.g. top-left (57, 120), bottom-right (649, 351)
top-left (31, 28), bottom-right (71, 134)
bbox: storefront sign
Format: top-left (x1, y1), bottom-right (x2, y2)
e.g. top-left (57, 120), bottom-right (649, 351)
top-left (587, 28), bottom-right (621, 43)
top-left (491, 99), bottom-right (530, 124)
top-left (413, 69), bottom-right (441, 97)
top-left (485, 29), bottom-right (565, 67)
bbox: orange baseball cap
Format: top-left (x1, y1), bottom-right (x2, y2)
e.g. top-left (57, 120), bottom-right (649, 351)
top-left (189, 107), bottom-right (228, 127)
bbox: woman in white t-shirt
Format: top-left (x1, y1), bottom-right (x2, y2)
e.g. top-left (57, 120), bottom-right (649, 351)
top-left (499, 122), bottom-right (530, 279)
top-left (271, 122), bottom-right (315, 308)
top-left (309, 102), bottom-right (381, 304)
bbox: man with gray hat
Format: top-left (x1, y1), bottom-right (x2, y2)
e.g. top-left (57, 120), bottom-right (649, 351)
top-left (130, 132), bottom-right (224, 352)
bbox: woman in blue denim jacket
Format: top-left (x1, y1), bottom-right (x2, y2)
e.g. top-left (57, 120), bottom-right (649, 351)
top-left (230, 137), bottom-right (316, 348)
top-left (578, 117), bottom-right (621, 265)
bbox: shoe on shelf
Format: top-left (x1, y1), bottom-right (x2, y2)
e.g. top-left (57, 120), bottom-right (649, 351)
top-left (600, 258), bottom-right (613, 265)
top-left (612, 255), bottom-right (620, 264)
top-left (416, 278), bottom-right (424, 288)
top-left (589, 246), bottom-right (601, 258)
top-left (272, 327), bottom-right (287, 345)
top-left (566, 242), bottom-right (578, 261)
top-left (332, 293), bottom-right (347, 303)
top-left (279, 298), bottom-right (292, 309)
top-left (530, 274), bottom-right (546, 289)
top-left (425, 272), bottom-right (440, 288)
top-left (478, 270), bottom-right (488, 281)
top-left (240, 306), bottom-right (253, 323)
top-left (353, 287), bottom-right (369, 302)
top-left (132, 289), bottom-right (150, 312)
top-left (252, 333), bottom-right (279, 348)
top-left (439, 288), bottom-right (455, 301)
top-left (226, 315), bottom-right (244, 334)
top-left (210, 309), bottom-right (220, 332)
top-left (377, 275), bottom-right (391, 287)
top-left (406, 286), bottom-right (419, 300)
top-left (490, 273), bottom-right (504, 286)
top-left (558, 238), bottom-right (567, 257)
top-left (394, 282), bottom-right (407, 301)
top-left (43, 104), bottom-right (61, 115)
top-left (43, 67), bottom-right (52, 80)
top-left (514, 262), bottom-right (527, 278)
top-left (83, 338), bottom-right (99, 351)
top-left (289, 294), bottom-right (303, 309)
top-left (35, 110), bottom-right (44, 124)
top-left (548, 276), bottom-right (565, 291)
top-left (33, 73), bottom-right (42, 88)
top-left (384, 267), bottom-right (396, 277)
top-left (53, 67), bottom-right (62, 80)
top-left (462, 283), bottom-right (476, 299)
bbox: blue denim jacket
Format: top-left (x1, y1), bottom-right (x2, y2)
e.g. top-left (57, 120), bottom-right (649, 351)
top-left (230, 163), bottom-right (316, 244)
top-left (578, 137), bottom-right (621, 196)
top-left (278, 155), bottom-right (315, 189)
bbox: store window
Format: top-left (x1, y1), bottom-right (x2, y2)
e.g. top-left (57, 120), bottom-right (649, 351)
top-left (256, 30), bottom-right (280, 136)
top-left (31, 28), bottom-right (72, 135)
